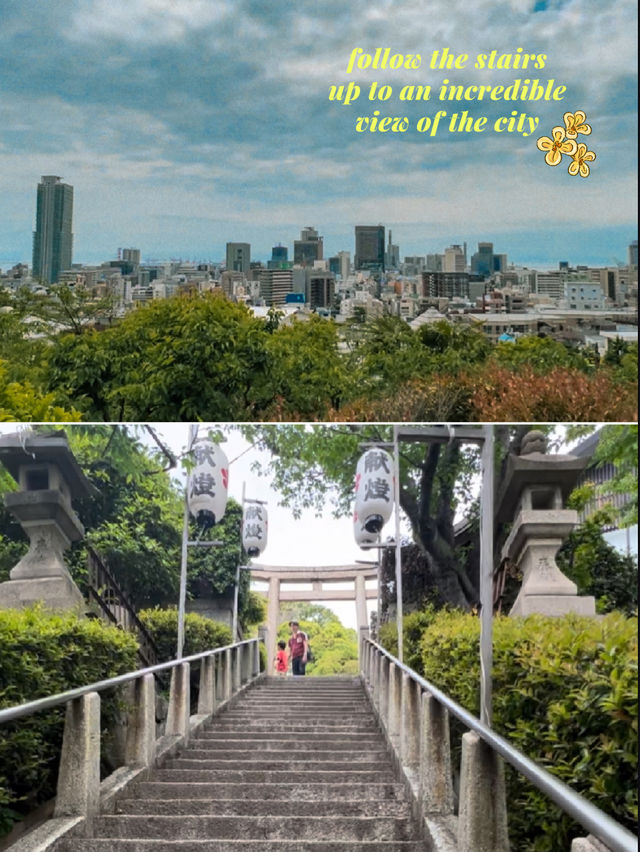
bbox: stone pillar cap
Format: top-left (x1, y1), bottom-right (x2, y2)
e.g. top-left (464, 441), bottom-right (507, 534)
top-left (495, 452), bottom-right (588, 522)
top-left (0, 431), bottom-right (97, 499)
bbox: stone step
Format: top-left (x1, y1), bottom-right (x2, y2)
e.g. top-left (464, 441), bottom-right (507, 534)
top-left (165, 758), bottom-right (391, 772)
top-left (181, 748), bottom-right (388, 761)
top-left (130, 781), bottom-right (407, 802)
top-left (115, 798), bottom-right (412, 818)
top-left (153, 769), bottom-right (394, 784)
top-left (58, 839), bottom-right (428, 851)
top-left (90, 815), bottom-right (418, 842)
top-left (199, 727), bottom-right (380, 736)
top-left (191, 728), bottom-right (380, 748)
top-left (198, 719), bottom-right (379, 737)
top-left (211, 714), bottom-right (376, 724)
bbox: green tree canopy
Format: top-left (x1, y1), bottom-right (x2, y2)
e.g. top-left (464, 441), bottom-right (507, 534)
top-left (0, 426), bottom-right (254, 624)
top-left (276, 604), bottom-right (358, 675)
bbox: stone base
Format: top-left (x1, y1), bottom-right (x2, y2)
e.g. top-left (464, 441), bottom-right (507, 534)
top-left (0, 575), bottom-right (86, 612)
top-left (510, 594), bottom-right (596, 617)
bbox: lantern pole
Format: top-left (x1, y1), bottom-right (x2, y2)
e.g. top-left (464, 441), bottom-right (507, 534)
top-left (392, 424), bottom-right (403, 663)
top-left (231, 482), bottom-right (246, 642)
top-left (177, 423), bottom-right (199, 660)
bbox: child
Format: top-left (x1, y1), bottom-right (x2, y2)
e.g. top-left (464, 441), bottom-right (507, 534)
top-left (274, 640), bottom-right (288, 677)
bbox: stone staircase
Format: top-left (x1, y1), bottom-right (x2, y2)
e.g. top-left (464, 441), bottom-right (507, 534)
top-left (55, 676), bottom-right (428, 851)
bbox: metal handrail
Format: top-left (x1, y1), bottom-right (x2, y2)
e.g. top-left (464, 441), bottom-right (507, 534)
top-left (0, 639), bottom-right (258, 726)
top-left (364, 638), bottom-right (637, 852)
top-left (86, 545), bottom-right (159, 667)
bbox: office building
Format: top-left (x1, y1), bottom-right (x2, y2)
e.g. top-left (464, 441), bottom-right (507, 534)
top-left (307, 270), bottom-right (335, 309)
top-left (443, 245), bottom-right (466, 273)
top-left (121, 248), bottom-right (141, 266)
top-left (32, 175), bottom-right (74, 284)
top-left (628, 240), bottom-right (638, 268)
top-left (385, 230), bottom-right (400, 269)
top-left (421, 271), bottom-right (470, 299)
top-left (269, 244), bottom-right (288, 268)
top-left (226, 242), bottom-right (251, 274)
top-left (470, 242), bottom-right (494, 277)
top-left (354, 225), bottom-right (385, 272)
top-left (293, 227), bottom-right (323, 267)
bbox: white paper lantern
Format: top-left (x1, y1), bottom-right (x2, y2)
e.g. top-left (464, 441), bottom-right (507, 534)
top-left (242, 501), bottom-right (268, 557)
top-left (353, 510), bottom-right (378, 548)
top-left (354, 448), bottom-right (394, 534)
top-left (187, 438), bottom-right (229, 527)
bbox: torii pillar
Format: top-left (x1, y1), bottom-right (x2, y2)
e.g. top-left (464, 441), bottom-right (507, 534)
top-left (265, 576), bottom-right (280, 668)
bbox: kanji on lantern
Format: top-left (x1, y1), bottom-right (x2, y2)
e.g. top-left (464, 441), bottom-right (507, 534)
top-left (187, 438), bottom-right (229, 528)
top-left (354, 448), bottom-right (394, 536)
top-left (243, 500), bottom-right (268, 557)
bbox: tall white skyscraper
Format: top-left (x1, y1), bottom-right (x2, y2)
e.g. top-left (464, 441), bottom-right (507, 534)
top-left (32, 175), bottom-right (74, 284)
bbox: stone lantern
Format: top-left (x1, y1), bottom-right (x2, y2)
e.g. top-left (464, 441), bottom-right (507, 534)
top-left (0, 430), bottom-right (97, 611)
top-left (496, 430), bottom-right (596, 617)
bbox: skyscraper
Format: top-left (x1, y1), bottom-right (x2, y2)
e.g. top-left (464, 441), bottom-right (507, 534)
top-left (354, 225), bottom-right (385, 272)
top-left (293, 227), bottom-right (323, 266)
top-left (32, 175), bottom-right (73, 284)
top-left (628, 239), bottom-right (638, 267)
top-left (226, 242), bottom-right (251, 274)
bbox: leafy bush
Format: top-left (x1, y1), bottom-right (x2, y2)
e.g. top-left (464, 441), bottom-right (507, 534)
top-left (405, 610), bottom-right (638, 851)
top-left (471, 365), bottom-right (637, 421)
top-left (0, 606), bottom-right (139, 837)
top-left (138, 607), bottom-right (232, 662)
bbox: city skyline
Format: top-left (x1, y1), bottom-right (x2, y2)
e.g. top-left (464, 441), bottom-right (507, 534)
top-left (3, 178), bottom-right (637, 274)
top-left (0, 0), bottom-right (636, 270)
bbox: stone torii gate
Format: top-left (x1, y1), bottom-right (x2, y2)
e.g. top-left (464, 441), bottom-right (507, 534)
top-left (249, 563), bottom-right (378, 666)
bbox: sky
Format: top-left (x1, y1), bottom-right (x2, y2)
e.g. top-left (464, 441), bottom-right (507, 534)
top-left (0, 0), bottom-right (637, 270)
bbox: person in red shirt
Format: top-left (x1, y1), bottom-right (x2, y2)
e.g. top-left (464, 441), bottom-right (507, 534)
top-left (274, 640), bottom-right (288, 677)
top-left (287, 620), bottom-right (308, 676)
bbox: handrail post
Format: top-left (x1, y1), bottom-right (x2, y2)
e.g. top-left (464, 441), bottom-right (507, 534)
top-left (252, 638), bottom-right (260, 678)
top-left (419, 691), bottom-right (454, 816)
top-left (387, 662), bottom-right (402, 750)
top-left (53, 693), bottom-right (101, 826)
top-left (458, 731), bottom-right (509, 852)
top-left (232, 645), bottom-right (241, 692)
top-left (400, 674), bottom-right (420, 777)
top-left (373, 649), bottom-right (383, 710)
top-left (166, 662), bottom-right (190, 745)
top-left (223, 647), bottom-right (233, 700)
top-left (124, 674), bottom-right (156, 769)
top-left (197, 654), bottom-right (215, 716)
top-left (379, 655), bottom-right (390, 725)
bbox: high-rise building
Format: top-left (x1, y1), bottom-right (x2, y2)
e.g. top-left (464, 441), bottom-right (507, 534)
top-left (355, 225), bottom-right (385, 272)
top-left (470, 242), bottom-right (494, 277)
top-left (270, 244), bottom-right (288, 265)
top-left (293, 227), bottom-right (323, 267)
top-left (307, 270), bottom-right (336, 309)
top-left (628, 239), bottom-right (638, 268)
top-left (443, 245), bottom-right (466, 273)
top-left (385, 230), bottom-right (400, 269)
top-left (121, 248), bottom-right (141, 266)
top-left (226, 242), bottom-right (251, 274)
top-left (421, 271), bottom-right (470, 299)
top-left (32, 175), bottom-right (74, 284)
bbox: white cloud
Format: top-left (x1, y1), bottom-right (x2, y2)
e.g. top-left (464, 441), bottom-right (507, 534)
top-left (70, 0), bottom-right (234, 43)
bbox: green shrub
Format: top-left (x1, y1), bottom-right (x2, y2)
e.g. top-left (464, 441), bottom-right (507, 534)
top-left (138, 607), bottom-right (232, 663)
top-left (0, 606), bottom-right (139, 837)
top-left (413, 610), bottom-right (637, 851)
top-left (379, 607), bottom-right (441, 672)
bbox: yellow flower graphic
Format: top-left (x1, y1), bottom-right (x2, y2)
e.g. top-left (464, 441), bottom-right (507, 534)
top-left (563, 110), bottom-right (592, 138)
top-left (536, 127), bottom-right (577, 166)
top-left (568, 142), bottom-right (596, 177)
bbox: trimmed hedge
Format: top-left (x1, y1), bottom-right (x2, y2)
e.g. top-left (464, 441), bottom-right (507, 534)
top-left (383, 610), bottom-right (637, 851)
top-left (0, 606), bottom-right (139, 837)
top-left (138, 607), bottom-right (232, 662)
